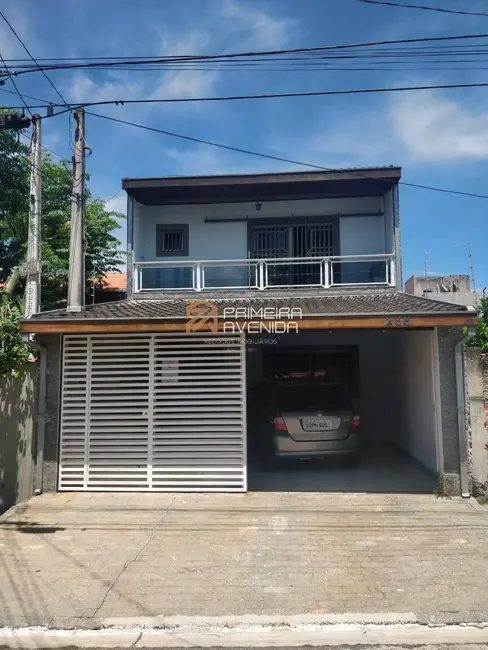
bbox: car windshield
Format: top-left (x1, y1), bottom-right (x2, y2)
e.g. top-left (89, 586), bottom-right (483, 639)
top-left (279, 385), bottom-right (350, 411)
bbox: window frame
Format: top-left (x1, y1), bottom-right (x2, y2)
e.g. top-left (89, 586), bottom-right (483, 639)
top-left (155, 224), bottom-right (189, 257)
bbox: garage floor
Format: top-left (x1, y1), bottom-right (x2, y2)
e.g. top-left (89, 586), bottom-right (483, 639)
top-left (247, 443), bottom-right (437, 493)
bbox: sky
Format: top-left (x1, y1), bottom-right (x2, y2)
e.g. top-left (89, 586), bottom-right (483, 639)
top-left (1, 0), bottom-right (487, 288)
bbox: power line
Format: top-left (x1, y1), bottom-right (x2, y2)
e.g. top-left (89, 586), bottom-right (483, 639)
top-left (0, 85), bottom-right (55, 106)
top-left (3, 32), bottom-right (488, 79)
top-left (0, 9), bottom-right (70, 108)
top-left (4, 37), bottom-right (488, 63)
top-left (5, 77), bottom-right (487, 202)
top-left (18, 131), bottom-right (70, 163)
top-left (86, 110), bottom-right (488, 201)
top-left (0, 50), bottom-right (32, 116)
top-left (356, 0), bottom-right (488, 18)
top-left (1, 80), bottom-right (488, 115)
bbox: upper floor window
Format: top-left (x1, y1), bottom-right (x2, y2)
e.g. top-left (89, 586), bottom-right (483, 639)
top-left (156, 224), bottom-right (189, 257)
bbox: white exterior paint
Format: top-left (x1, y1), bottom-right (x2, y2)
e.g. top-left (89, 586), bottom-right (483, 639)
top-left (396, 330), bottom-right (437, 474)
top-left (133, 196), bottom-right (388, 263)
top-left (339, 216), bottom-right (385, 255)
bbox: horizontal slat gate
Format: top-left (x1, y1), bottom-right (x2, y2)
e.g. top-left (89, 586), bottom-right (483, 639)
top-left (59, 333), bottom-right (246, 491)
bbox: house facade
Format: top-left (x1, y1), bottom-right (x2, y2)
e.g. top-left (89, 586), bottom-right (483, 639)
top-left (21, 168), bottom-right (477, 496)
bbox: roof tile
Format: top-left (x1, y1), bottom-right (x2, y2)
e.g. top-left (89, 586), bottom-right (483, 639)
top-left (25, 291), bottom-right (470, 322)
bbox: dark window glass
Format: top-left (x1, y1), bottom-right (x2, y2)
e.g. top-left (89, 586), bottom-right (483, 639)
top-left (279, 385), bottom-right (350, 410)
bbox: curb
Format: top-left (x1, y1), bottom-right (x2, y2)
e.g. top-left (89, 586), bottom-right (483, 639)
top-left (2, 619), bottom-right (488, 648)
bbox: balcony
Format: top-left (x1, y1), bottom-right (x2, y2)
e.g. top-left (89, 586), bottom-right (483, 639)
top-left (133, 254), bottom-right (396, 293)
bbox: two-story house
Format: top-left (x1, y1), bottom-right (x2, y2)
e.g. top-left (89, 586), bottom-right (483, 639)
top-left (21, 167), bottom-right (477, 496)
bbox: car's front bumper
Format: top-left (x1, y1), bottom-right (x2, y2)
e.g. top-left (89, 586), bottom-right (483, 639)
top-left (272, 431), bottom-right (360, 458)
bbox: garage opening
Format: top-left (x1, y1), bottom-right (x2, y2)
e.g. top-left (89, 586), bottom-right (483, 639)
top-left (246, 329), bottom-right (439, 493)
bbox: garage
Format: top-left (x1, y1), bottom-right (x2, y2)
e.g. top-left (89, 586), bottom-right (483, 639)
top-left (246, 329), bottom-right (440, 493)
top-left (58, 333), bottom-right (247, 492)
top-left (30, 291), bottom-right (475, 496)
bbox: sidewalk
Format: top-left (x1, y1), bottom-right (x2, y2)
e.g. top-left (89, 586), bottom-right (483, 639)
top-left (1, 491), bottom-right (488, 629)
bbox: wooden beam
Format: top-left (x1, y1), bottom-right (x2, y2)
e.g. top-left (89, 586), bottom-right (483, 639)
top-left (20, 313), bottom-right (478, 334)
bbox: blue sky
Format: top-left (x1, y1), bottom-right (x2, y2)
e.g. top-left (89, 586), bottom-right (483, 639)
top-left (1, 0), bottom-right (487, 288)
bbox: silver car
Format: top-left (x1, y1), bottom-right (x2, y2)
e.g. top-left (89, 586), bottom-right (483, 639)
top-left (266, 383), bottom-right (361, 468)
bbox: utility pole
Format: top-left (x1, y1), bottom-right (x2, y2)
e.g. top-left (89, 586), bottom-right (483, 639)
top-left (468, 242), bottom-right (478, 306)
top-left (24, 114), bottom-right (42, 318)
top-left (67, 108), bottom-right (86, 312)
top-left (424, 251), bottom-right (428, 278)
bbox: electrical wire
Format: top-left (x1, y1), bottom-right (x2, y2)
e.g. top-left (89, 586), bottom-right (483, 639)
top-left (6, 38), bottom-right (488, 63)
top-left (18, 131), bottom-right (70, 163)
top-left (86, 110), bottom-right (488, 201)
top-left (0, 10), bottom-right (70, 108)
top-left (104, 187), bottom-right (123, 206)
top-left (0, 50), bottom-right (32, 116)
top-left (0, 9), bottom-right (77, 156)
top-left (2, 80), bottom-right (488, 116)
top-left (356, 0), bottom-right (488, 18)
top-left (3, 32), bottom-right (488, 79)
top-left (5, 79), bottom-right (488, 202)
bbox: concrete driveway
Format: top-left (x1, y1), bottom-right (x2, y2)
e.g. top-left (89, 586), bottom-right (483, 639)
top-left (1, 492), bottom-right (488, 629)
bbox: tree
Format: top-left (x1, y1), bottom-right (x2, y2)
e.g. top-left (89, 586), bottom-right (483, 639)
top-left (0, 127), bottom-right (29, 279)
top-left (0, 272), bottom-right (30, 377)
top-left (468, 297), bottom-right (488, 351)
top-left (0, 123), bottom-right (125, 310)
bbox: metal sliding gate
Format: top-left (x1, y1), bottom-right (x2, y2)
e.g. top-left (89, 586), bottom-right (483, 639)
top-left (59, 333), bottom-right (247, 492)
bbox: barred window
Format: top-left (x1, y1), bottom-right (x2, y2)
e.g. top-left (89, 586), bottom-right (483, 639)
top-left (156, 224), bottom-right (189, 256)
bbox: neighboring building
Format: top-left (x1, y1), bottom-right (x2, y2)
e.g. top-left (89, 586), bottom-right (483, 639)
top-left (20, 167), bottom-right (478, 496)
top-left (90, 271), bottom-right (127, 303)
top-left (405, 274), bottom-right (484, 307)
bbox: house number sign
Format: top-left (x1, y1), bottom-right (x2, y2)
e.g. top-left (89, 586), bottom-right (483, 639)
top-left (384, 315), bottom-right (411, 327)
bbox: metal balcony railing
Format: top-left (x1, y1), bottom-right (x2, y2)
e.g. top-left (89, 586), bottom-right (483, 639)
top-left (133, 254), bottom-right (396, 292)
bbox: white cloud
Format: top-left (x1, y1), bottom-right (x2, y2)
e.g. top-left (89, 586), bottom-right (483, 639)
top-left (150, 29), bottom-right (217, 98)
top-left (69, 72), bottom-right (142, 103)
top-left (66, 2), bottom-right (295, 114)
top-left (0, 9), bottom-right (31, 59)
top-left (221, 0), bottom-right (295, 49)
top-left (389, 91), bottom-right (488, 162)
top-left (165, 145), bottom-right (281, 176)
top-left (283, 89), bottom-right (488, 169)
top-left (105, 192), bottom-right (127, 215)
top-left (154, 68), bottom-right (218, 99)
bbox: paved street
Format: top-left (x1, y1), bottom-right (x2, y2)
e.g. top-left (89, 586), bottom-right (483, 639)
top-left (1, 492), bottom-right (488, 629)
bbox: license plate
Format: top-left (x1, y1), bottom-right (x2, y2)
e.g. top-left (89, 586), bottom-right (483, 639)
top-left (305, 419), bottom-right (333, 430)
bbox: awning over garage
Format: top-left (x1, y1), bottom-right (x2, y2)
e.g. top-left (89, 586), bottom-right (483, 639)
top-left (20, 291), bottom-right (477, 333)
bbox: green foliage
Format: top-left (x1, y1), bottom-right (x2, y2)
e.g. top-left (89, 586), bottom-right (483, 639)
top-left (467, 297), bottom-right (488, 351)
top-left (0, 109), bottom-right (125, 374)
top-left (0, 122), bottom-right (125, 310)
top-left (0, 292), bottom-right (31, 378)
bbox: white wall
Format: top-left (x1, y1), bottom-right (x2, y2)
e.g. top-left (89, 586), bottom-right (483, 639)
top-left (339, 216), bottom-right (385, 255)
top-left (384, 188), bottom-right (394, 256)
top-left (133, 196), bottom-right (386, 262)
top-left (395, 330), bottom-right (437, 474)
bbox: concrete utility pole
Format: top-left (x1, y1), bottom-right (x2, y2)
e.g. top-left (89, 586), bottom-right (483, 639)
top-left (468, 242), bottom-right (478, 306)
top-left (24, 114), bottom-right (42, 318)
top-left (67, 108), bottom-right (86, 312)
